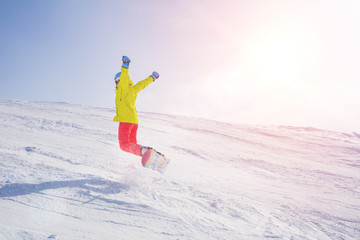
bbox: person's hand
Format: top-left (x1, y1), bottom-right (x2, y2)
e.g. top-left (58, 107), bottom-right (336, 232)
top-left (122, 56), bottom-right (131, 69)
top-left (150, 71), bottom-right (159, 81)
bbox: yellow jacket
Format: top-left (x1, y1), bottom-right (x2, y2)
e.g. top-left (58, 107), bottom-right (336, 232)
top-left (113, 66), bottom-right (154, 124)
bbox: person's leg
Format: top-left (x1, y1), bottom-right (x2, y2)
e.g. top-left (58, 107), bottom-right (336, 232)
top-left (129, 124), bottom-right (138, 144)
top-left (118, 122), bottom-right (142, 156)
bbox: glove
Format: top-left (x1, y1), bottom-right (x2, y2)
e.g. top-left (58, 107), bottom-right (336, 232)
top-left (122, 56), bottom-right (131, 69)
top-left (150, 71), bottom-right (159, 81)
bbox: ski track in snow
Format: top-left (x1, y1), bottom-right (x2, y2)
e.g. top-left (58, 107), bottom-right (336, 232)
top-left (0, 99), bottom-right (360, 240)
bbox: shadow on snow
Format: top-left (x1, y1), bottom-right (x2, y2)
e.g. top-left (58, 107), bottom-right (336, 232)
top-left (0, 178), bottom-right (168, 219)
top-left (0, 178), bottom-right (129, 198)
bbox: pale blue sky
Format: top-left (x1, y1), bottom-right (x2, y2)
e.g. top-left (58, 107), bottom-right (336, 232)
top-left (1, 0), bottom-right (360, 132)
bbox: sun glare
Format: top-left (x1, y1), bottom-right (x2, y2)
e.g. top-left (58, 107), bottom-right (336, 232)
top-left (260, 36), bottom-right (301, 74)
top-left (246, 34), bottom-right (304, 87)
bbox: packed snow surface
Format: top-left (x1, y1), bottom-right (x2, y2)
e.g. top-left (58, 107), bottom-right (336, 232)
top-left (0, 99), bottom-right (359, 240)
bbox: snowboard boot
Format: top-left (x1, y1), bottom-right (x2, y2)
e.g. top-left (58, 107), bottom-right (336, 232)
top-left (140, 146), bottom-right (153, 157)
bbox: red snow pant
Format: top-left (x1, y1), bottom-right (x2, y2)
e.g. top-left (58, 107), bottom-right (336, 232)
top-left (118, 122), bottom-right (142, 156)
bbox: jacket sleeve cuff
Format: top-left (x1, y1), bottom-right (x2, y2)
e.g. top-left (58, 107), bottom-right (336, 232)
top-left (121, 66), bottom-right (129, 73)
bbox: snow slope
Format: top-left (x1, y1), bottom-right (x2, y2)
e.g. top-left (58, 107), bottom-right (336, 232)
top-left (0, 99), bottom-right (359, 240)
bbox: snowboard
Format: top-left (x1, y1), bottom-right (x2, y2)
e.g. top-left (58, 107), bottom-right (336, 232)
top-left (141, 149), bottom-right (170, 174)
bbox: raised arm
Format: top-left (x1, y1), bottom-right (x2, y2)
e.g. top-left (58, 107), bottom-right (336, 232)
top-left (118, 56), bottom-right (131, 89)
top-left (133, 71), bottom-right (160, 93)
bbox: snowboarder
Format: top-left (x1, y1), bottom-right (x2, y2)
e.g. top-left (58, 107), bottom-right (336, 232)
top-left (113, 56), bottom-right (159, 157)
